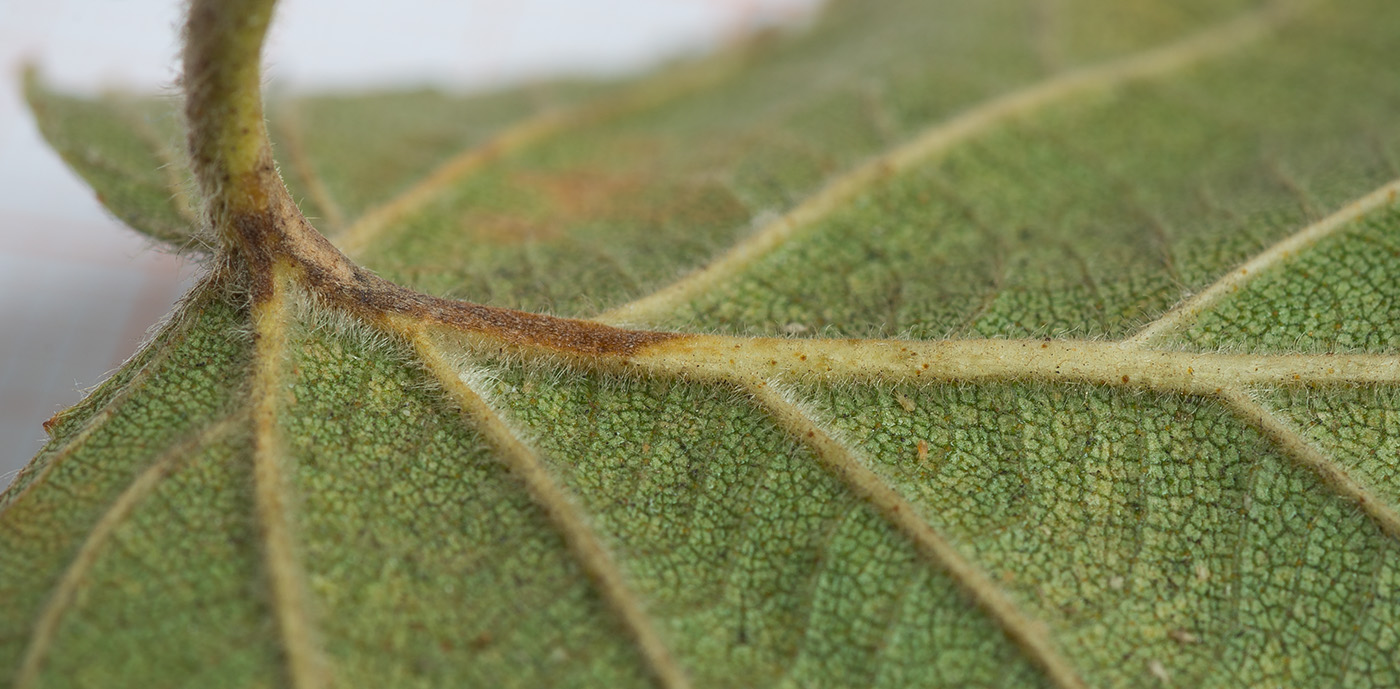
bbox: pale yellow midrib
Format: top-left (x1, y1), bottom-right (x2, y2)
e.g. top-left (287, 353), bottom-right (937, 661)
top-left (10, 415), bottom-right (241, 689)
top-left (621, 337), bottom-right (1399, 392)
top-left (594, 0), bottom-right (1299, 327)
top-left (744, 379), bottom-right (1090, 689)
top-left (1110, 174), bottom-right (1400, 543)
top-left (410, 332), bottom-right (692, 689)
top-left (250, 265), bottom-right (332, 689)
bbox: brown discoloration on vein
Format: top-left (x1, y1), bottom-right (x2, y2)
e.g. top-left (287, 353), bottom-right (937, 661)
top-left (229, 200), bottom-right (679, 356)
top-left (184, 0), bottom-right (678, 358)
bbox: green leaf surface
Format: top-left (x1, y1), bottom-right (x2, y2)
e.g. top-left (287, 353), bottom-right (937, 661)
top-left (7, 0), bottom-right (1400, 687)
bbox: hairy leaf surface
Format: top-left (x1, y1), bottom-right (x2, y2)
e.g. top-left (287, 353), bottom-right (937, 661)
top-left (7, 0), bottom-right (1400, 687)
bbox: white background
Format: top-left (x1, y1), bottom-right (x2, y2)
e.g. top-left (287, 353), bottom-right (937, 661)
top-left (0, 0), bottom-right (819, 484)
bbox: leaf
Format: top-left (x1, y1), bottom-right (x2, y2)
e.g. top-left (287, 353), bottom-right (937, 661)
top-left (6, 0), bottom-right (1400, 687)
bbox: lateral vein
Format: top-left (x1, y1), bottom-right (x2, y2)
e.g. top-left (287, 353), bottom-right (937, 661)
top-left (273, 101), bottom-right (348, 233)
top-left (1129, 177), bottom-right (1400, 346)
top-left (11, 415), bottom-right (242, 689)
top-left (742, 378), bottom-right (1089, 689)
top-left (1218, 389), bottom-right (1400, 542)
top-left (115, 99), bottom-right (202, 230)
top-left (596, 1), bottom-right (1301, 326)
top-left (1, 271), bottom-right (228, 513)
top-left (410, 333), bottom-right (692, 689)
top-left (251, 264), bottom-right (331, 689)
top-left (334, 54), bottom-right (745, 259)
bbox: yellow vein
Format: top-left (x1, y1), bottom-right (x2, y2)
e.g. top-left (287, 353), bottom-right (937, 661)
top-left (250, 264), bottom-right (331, 689)
top-left (334, 54), bottom-right (744, 259)
top-left (1129, 177), bottom-right (1400, 346)
top-left (596, 1), bottom-right (1300, 326)
top-left (742, 379), bottom-right (1088, 689)
top-left (1218, 389), bottom-right (1400, 541)
top-left (11, 415), bottom-right (241, 689)
top-left (273, 101), bottom-right (348, 233)
top-left (410, 333), bottom-right (691, 689)
top-left (622, 335), bottom-right (1400, 394)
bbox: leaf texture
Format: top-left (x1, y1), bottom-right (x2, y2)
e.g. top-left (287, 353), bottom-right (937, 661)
top-left (7, 0), bottom-right (1400, 687)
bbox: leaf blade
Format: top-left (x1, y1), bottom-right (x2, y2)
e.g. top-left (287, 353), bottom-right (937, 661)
top-left (9, 0), bottom-right (1400, 687)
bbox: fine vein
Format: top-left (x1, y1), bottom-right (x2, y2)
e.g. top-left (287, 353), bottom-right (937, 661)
top-left (250, 266), bottom-right (331, 689)
top-left (10, 415), bottom-right (241, 689)
top-left (1128, 177), bottom-right (1400, 345)
top-left (411, 333), bottom-right (691, 689)
top-left (595, 0), bottom-right (1300, 327)
top-left (742, 379), bottom-right (1089, 689)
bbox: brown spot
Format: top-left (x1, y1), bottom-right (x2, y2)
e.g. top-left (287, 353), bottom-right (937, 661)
top-left (1121, 375), bottom-right (1130, 383)
top-left (469, 631), bottom-right (493, 650)
top-left (458, 148), bottom-right (747, 246)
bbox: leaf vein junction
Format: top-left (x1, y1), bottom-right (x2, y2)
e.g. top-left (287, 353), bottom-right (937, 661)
top-left (412, 332), bottom-right (692, 689)
top-left (596, 0), bottom-right (1304, 327)
top-left (742, 377), bottom-right (1091, 689)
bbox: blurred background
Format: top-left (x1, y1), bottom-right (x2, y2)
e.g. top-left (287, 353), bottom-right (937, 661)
top-left (0, 0), bottom-right (820, 486)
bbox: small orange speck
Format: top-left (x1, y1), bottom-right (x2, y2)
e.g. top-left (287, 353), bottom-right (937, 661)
top-left (1041, 343), bottom-right (1048, 348)
top-left (922, 363), bottom-right (930, 370)
top-left (1122, 375), bottom-right (1130, 383)
top-left (917, 439), bottom-right (929, 462)
top-left (806, 431), bottom-right (815, 438)
top-left (800, 355), bottom-right (807, 361)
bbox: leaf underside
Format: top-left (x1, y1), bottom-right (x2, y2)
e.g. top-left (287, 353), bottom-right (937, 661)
top-left (8, 1), bottom-right (1400, 688)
